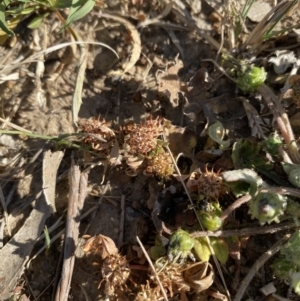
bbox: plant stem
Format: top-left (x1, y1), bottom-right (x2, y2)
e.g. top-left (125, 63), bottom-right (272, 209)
top-left (220, 186), bottom-right (300, 222)
top-left (233, 235), bottom-right (289, 301)
top-left (191, 221), bottom-right (296, 238)
top-left (257, 84), bottom-right (300, 164)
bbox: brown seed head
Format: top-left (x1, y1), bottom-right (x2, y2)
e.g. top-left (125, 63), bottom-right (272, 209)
top-left (146, 148), bottom-right (174, 178)
top-left (79, 117), bottom-right (115, 151)
top-left (192, 166), bottom-right (226, 201)
top-left (125, 116), bottom-right (163, 155)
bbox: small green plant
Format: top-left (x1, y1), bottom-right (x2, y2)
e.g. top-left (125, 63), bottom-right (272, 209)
top-left (0, 0), bottom-right (96, 44)
top-left (236, 65), bottom-right (267, 93)
top-left (248, 192), bottom-right (287, 225)
top-left (197, 202), bottom-right (223, 231)
top-left (167, 229), bottom-right (229, 264)
top-left (272, 231), bottom-right (300, 296)
top-left (167, 229), bottom-right (195, 263)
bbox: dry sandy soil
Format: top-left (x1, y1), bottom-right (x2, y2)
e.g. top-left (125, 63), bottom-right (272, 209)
top-left (1, 0), bottom-right (300, 300)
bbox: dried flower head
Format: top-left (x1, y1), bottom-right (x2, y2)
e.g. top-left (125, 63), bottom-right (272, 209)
top-left (152, 258), bottom-right (190, 297)
top-left (187, 166), bottom-right (227, 201)
top-left (135, 282), bottom-right (161, 301)
top-left (124, 116), bottom-right (163, 156)
top-left (145, 148), bottom-right (174, 178)
top-left (101, 254), bottom-right (130, 296)
top-left (79, 117), bottom-right (115, 152)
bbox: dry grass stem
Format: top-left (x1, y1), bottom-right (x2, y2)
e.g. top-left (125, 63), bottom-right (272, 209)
top-left (136, 236), bottom-right (169, 301)
top-left (233, 235), bottom-right (289, 301)
top-left (191, 221), bottom-right (297, 238)
top-left (54, 158), bottom-right (88, 301)
top-left (257, 84), bottom-right (300, 164)
top-left (117, 195), bottom-right (125, 247)
top-left (163, 136), bottom-right (232, 301)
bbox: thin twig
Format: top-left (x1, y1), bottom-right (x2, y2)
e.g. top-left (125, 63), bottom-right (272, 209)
top-left (136, 236), bottom-right (169, 301)
top-left (221, 194), bottom-right (251, 221)
top-left (0, 186), bottom-right (10, 236)
top-left (221, 186), bottom-right (300, 221)
top-left (163, 135), bottom-right (232, 301)
top-left (118, 195), bottom-right (125, 247)
top-left (55, 158), bottom-right (89, 301)
top-left (83, 181), bottom-right (110, 234)
top-left (233, 235), bottom-right (289, 301)
top-left (191, 221), bottom-right (297, 238)
top-left (257, 84), bottom-right (300, 164)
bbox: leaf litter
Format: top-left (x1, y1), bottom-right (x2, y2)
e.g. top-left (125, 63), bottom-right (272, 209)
top-left (1, 1), bottom-right (300, 301)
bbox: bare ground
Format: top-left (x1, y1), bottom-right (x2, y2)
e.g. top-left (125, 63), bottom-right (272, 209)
top-left (1, 1), bottom-right (300, 301)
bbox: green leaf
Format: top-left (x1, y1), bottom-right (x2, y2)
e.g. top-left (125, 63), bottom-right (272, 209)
top-left (262, 132), bottom-right (282, 155)
top-left (248, 192), bottom-right (287, 225)
top-left (63, 0), bottom-right (95, 29)
top-left (272, 257), bottom-right (297, 279)
top-left (208, 121), bottom-right (231, 150)
top-left (222, 169), bottom-right (263, 197)
top-left (198, 211), bottom-right (223, 231)
top-left (211, 237), bottom-right (229, 264)
top-left (0, 3), bottom-right (15, 37)
top-left (236, 65), bottom-right (267, 93)
top-left (53, 0), bottom-right (73, 8)
top-left (151, 245), bottom-right (166, 260)
top-left (27, 12), bottom-right (50, 29)
top-left (193, 237), bottom-right (211, 262)
top-left (168, 229), bottom-right (195, 262)
top-left (232, 139), bottom-right (272, 170)
top-left (5, 3), bottom-right (25, 15)
top-left (281, 230), bottom-right (300, 266)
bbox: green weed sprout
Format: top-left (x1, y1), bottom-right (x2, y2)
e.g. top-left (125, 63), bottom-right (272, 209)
top-left (273, 231), bottom-right (300, 296)
top-left (236, 65), bottom-right (267, 93)
top-left (248, 192), bottom-right (287, 225)
top-left (167, 229), bottom-right (195, 263)
top-left (197, 202), bottom-right (223, 231)
top-left (0, 0), bottom-right (96, 44)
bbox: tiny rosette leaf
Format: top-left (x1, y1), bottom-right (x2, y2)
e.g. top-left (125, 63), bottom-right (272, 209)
top-left (281, 230), bottom-right (300, 266)
top-left (282, 163), bottom-right (300, 188)
top-left (236, 66), bottom-right (267, 93)
top-left (272, 257), bottom-right (297, 279)
top-left (248, 192), bottom-right (287, 225)
top-left (168, 229), bottom-right (195, 262)
top-left (198, 211), bottom-right (223, 231)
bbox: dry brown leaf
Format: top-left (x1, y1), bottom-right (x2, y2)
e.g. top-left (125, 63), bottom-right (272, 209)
top-left (83, 235), bottom-right (118, 259)
top-left (241, 97), bottom-right (266, 139)
top-left (165, 125), bottom-right (197, 157)
top-left (42, 150), bottom-right (64, 213)
top-left (109, 139), bottom-right (122, 166)
top-left (101, 254), bottom-right (130, 297)
top-left (182, 261), bottom-right (214, 293)
top-left (157, 59), bottom-right (184, 107)
top-left (186, 170), bottom-right (200, 193)
top-left (125, 156), bottom-right (145, 176)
